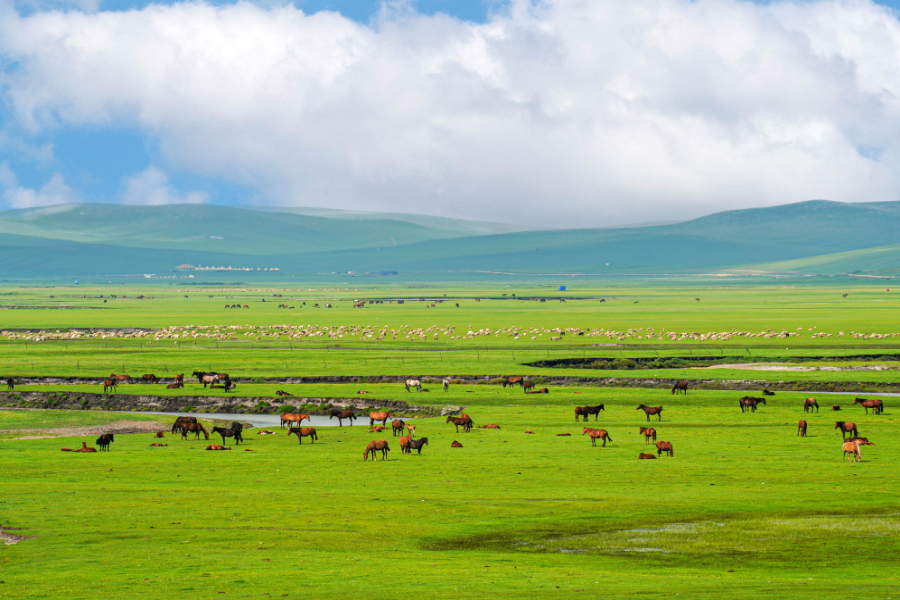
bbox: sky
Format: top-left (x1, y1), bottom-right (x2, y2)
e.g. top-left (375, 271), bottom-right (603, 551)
top-left (3, 0), bottom-right (900, 227)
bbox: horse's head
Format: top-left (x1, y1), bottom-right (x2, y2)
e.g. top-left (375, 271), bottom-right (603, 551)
top-left (636, 405), bottom-right (645, 410)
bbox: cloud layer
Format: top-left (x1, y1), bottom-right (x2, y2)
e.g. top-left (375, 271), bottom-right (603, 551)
top-left (2, 0), bottom-right (900, 226)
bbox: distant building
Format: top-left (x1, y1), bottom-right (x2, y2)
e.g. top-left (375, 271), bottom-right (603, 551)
top-left (174, 264), bottom-right (197, 271)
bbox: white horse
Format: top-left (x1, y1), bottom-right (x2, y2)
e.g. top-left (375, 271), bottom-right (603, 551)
top-left (405, 379), bottom-right (422, 392)
top-left (443, 378), bottom-right (450, 392)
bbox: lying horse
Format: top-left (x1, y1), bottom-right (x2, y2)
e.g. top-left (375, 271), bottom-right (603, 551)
top-left (639, 453), bottom-right (657, 459)
top-left (763, 389), bottom-right (775, 396)
top-left (656, 441), bottom-right (673, 457)
top-left (96, 434), bottom-right (114, 452)
top-left (171, 416), bottom-right (197, 434)
top-left (211, 424), bottom-right (243, 445)
top-left (364, 440), bottom-right (390, 461)
top-left (409, 437), bottom-right (428, 454)
top-left (804, 398), bottom-right (819, 413)
top-left (671, 380), bottom-right (688, 395)
top-left (180, 423), bottom-right (209, 440)
top-left (446, 415), bottom-right (473, 433)
top-left (835, 421), bottom-right (859, 440)
top-left (154, 432), bottom-right (165, 438)
top-left (575, 405), bottom-right (605, 422)
top-left (166, 382), bottom-right (184, 389)
top-left (739, 397), bottom-right (766, 413)
top-left (206, 445), bottom-right (230, 451)
top-left (368, 426), bottom-right (386, 433)
top-left (637, 405), bottom-right (663, 422)
top-left (288, 427), bottom-right (318, 444)
top-left (75, 442), bottom-right (97, 453)
top-left (854, 398), bottom-right (884, 415)
top-left (582, 427), bottom-right (612, 447)
top-left (329, 410), bottom-right (357, 426)
top-left (369, 411), bottom-right (392, 426)
top-left (640, 427), bottom-right (656, 444)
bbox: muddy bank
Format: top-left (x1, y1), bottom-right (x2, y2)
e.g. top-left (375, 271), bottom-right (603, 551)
top-left (0, 419), bottom-right (164, 439)
top-left (0, 391), bottom-right (455, 418)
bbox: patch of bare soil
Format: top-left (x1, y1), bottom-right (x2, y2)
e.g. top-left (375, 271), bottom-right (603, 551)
top-left (0, 527), bottom-right (32, 545)
top-left (1, 420), bottom-right (165, 440)
top-left (695, 363), bottom-right (816, 371)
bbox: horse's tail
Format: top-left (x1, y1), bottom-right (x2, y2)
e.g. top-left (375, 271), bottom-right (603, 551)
top-left (607, 432), bottom-right (612, 442)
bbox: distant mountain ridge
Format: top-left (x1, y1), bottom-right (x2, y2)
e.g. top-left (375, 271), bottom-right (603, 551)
top-left (0, 199), bottom-right (898, 276)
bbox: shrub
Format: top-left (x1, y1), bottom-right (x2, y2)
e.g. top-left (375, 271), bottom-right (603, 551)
top-left (182, 405), bottom-right (195, 412)
top-left (611, 358), bottom-right (636, 370)
top-left (489, 377), bottom-right (507, 385)
top-left (531, 376), bottom-right (546, 385)
top-left (278, 405), bottom-right (296, 413)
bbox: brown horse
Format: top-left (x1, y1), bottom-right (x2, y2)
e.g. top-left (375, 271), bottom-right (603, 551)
top-left (803, 398), bottom-right (819, 413)
top-left (399, 435), bottom-right (413, 455)
top-left (391, 420), bottom-right (406, 437)
top-left (288, 427), bottom-right (318, 444)
top-left (640, 427), bottom-right (657, 444)
top-left (109, 373), bottom-right (133, 384)
top-left (854, 398), bottom-right (884, 415)
top-left (166, 381), bottom-right (184, 389)
top-left (522, 380), bottom-right (535, 393)
top-left (141, 374), bottom-right (159, 384)
top-left (835, 421), bottom-right (859, 439)
top-left (171, 416), bottom-right (197, 433)
top-left (637, 405), bottom-right (663, 421)
top-left (446, 415), bottom-right (473, 433)
top-left (75, 442), bottom-right (97, 453)
top-left (369, 411), bottom-right (392, 426)
top-left (671, 380), bottom-right (688, 395)
top-left (368, 425), bottom-right (386, 433)
top-left (280, 413), bottom-right (310, 428)
top-left (103, 379), bottom-right (118, 393)
top-left (329, 411), bottom-right (357, 426)
top-left (174, 373), bottom-right (184, 384)
top-left (502, 376), bottom-right (524, 388)
top-left (739, 397), bottom-right (766, 413)
top-left (205, 445), bottom-right (230, 451)
top-left (451, 441), bottom-right (463, 448)
top-left (639, 453), bottom-right (657, 459)
top-left (842, 441), bottom-right (861, 462)
top-left (575, 405), bottom-right (605, 422)
top-left (479, 424), bottom-right (500, 429)
top-left (180, 423), bottom-right (209, 440)
top-left (363, 440), bottom-right (390, 461)
top-left (656, 441), bottom-right (673, 457)
top-left (798, 420), bottom-right (807, 437)
top-left (582, 427), bottom-right (612, 447)
top-left (154, 432), bottom-right (165, 438)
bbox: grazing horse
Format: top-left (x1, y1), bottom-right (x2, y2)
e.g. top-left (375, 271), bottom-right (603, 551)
top-left (95, 434), bottom-right (114, 452)
top-left (167, 382), bottom-right (184, 389)
top-left (798, 420), bottom-right (808, 437)
top-left (575, 405), bottom-right (605, 422)
top-left (329, 411), bottom-right (357, 426)
top-left (141, 374), bottom-right (159, 384)
top-left (288, 427), bottom-right (318, 444)
top-left (443, 378), bottom-right (450, 392)
top-left (842, 441), bottom-right (861, 462)
top-left (835, 421), bottom-right (859, 439)
top-left (854, 398), bottom-right (884, 415)
top-left (409, 437), bottom-right (429, 454)
top-left (404, 379), bottom-right (422, 392)
top-left (446, 415), bottom-right (473, 433)
top-left (75, 442), bottom-right (97, 453)
top-left (582, 427), bottom-right (612, 447)
top-left (5, 377), bottom-right (13, 391)
top-left (523, 380), bottom-right (536, 393)
top-left (280, 413), bottom-right (310, 429)
top-left (110, 373), bottom-right (133, 384)
top-left (103, 379), bottom-right (118, 393)
top-left (502, 376), bottom-right (524, 388)
top-left (211, 425), bottom-right (243, 445)
top-left (171, 416), bottom-right (197, 433)
top-left (640, 427), bottom-right (657, 444)
top-left (656, 441), bottom-right (674, 457)
top-left (369, 411), bottom-right (392, 426)
top-left (391, 419), bottom-right (406, 437)
top-left (803, 398), bottom-right (819, 413)
top-left (637, 405), bottom-right (663, 421)
top-left (399, 435), bottom-right (413, 455)
top-left (363, 440), bottom-right (390, 461)
top-left (639, 453), bottom-right (657, 459)
top-left (671, 380), bottom-right (688, 395)
top-left (739, 397), bottom-right (766, 413)
top-left (180, 423), bottom-right (209, 440)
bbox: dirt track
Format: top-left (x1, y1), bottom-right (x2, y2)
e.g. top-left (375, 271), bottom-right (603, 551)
top-left (1, 420), bottom-right (165, 439)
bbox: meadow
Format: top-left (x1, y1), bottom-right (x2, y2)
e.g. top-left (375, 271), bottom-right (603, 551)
top-left (1, 280), bottom-right (899, 599)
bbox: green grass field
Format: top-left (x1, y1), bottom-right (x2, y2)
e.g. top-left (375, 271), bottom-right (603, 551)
top-left (1, 280), bottom-right (899, 599)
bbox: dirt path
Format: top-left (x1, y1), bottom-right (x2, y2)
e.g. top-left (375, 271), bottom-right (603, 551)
top-left (1, 527), bottom-right (32, 545)
top-left (1, 420), bottom-right (166, 439)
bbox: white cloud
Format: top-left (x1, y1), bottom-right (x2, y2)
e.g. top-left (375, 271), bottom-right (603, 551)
top-left (1, 0), bottom-right (900, 226)
top-left (122, 166), bottom-right (209, 205)
top-left (0, 163), bottom-right (78, 208)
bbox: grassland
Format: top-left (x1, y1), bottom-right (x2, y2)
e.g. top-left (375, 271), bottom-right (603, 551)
top-left (1, 280), bottom-right (899, 599)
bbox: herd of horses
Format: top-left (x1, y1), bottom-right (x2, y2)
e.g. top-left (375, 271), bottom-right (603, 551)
top-left (99, 371), bottom-right (234, 393)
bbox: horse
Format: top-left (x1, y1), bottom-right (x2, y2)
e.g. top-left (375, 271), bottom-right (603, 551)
top-left (363, 440), bottom-right (390, 461)
top-left (211, 425), bottom-right (243, 445)
top-left (797, 420), bottom-right (808, 437)
top-left (409, 437), bottom-right (429, 454)
top-left (804, 398), bottom-right (819, 413)
top-left (95, 434), bottom-right (114, 452)
top-left (739, 397), bottom-right (766, 413)
top-left (638, 453), bottom-right (657, 459)
top-left (575, 405), bottom-right (605, 422)
top-left (479, 424), bottom-right (500, 429)
top-left (180, 423), bottom-right (209, 440)
top-left (206, 445), bottom-right (230, 451)
top-left (451, 441), bottom-right (463, 448)
top-left (640, 427), bottom-right (656, 444)
top-left (103, 379), bottom-right (118, 393)
top-left (110, 373), bottom-right (133, 384)
top-left (854, 398), bottom-right (884, 415)
top-left (656, 441), bottom-right (674, 457)
top-left (391, 419), bottom-right (407, 437)
top-left (446, 415), bottom-right (473, 433)
top-left (329, 411), bottom-right (357, 426)
top-left (842, 441), bottom-right (861, 462)
top-left (502, 376), bottom-right (524, 388)
top-left (167, 382), bottom-right (184, 389)
top-left (369, 411), bottom-right (392, 426)
top-left (5, 377), bottom-right (13, 391)
top-left (404, 379), bottom-right (422, 392)
top-left (149, 443), bottom-right (167, 447)
top-left (832, 405), bottom-right (841, 411)
top-left (275, 390), bottom-right (292, 397)
top-left (192, 371), bottom-right (218, 387)
top-left (174, 373), bottom-right (184, 384)
top-left (280, 413), bottom-right (310, 428)
top-left (835, 421), bottom-right (858, 439)
top-left (671, 380), bottom-right (688, 395)
top-left (399, 435), bottom-right (413, 455)
top-left (75, 442), bottom-right (97, 453)
top-left (288, 427), bottom-right (318, 444)
top-left (154, 432), bottom-right (165, 438)
top-left (523, 380), bottom-right (536, 393)
top-left (582, 427), bottom-right (612, 447)
top-left (763, 389), bottom-right (775, 396)
top-left (368, 426), bottom-right (386, 433)
top-left (171, 416), bottom-right (197, 433)
top-left (443, 378), bottom-right (450, 392)
top-left (637, 405), bottom-right (663, 421)
top-left (141, 374), bottom-right (159, 384)
top-left (405, 424), bottom-right (416, 436)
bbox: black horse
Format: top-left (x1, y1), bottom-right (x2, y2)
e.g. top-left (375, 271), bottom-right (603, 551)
top-left (575, 405), bottom-right (605, 422)
top-left (5, 377), bottom-right (13, 391)
top-left (409, 437), bottom-right (429, 454)
top-left (96, 434), bottom-right (114, 452)
top-left (211, 422), bottom-right (244, 445)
